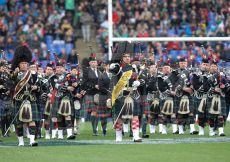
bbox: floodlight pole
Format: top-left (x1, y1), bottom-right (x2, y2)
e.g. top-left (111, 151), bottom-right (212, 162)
top-left (108, 0), bottom-right (113, 60)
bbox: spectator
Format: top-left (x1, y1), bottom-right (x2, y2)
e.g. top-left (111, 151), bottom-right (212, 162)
top-left (80, 9), bottom-right (92, 42)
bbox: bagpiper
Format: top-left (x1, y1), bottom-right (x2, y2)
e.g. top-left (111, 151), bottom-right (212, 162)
top-left (50, 61), bottom-right (76, 139)
top-left (146, 62), bottom-right (160, 134)
top-left (40, 62), bottom-right (54, 139)
top-left (175, 57), bottom-right (198, 135)
top-left (11, 45), bottom-right (40, 146)
top-left (191, 57), bottom-right (211, 136)
top-left (206, 59), bottom-right (227, 136)
top-left (0, 60), bottom-right (13, 137)
top-left (110, 42), bottom-right (142, 142)
top-left (157, 59), bottom-right (178, 134)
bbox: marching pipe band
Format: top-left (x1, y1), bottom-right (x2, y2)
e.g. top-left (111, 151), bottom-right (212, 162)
top-left (0, 43), bottom-right (230, 146)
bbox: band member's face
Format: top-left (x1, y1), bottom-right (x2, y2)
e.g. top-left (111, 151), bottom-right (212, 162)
top-left (200, 63), bottom-right (210, 71)
top-left (45, 67), bottom-right (53, 75)
top-left (149, 64), bottom-right (157, 74)
top-left (122, 53), bottom-right (131, 64)
top-left (29, 65), bottom-right (37, 72)
top-left (210, 64), bottom-right (218, 73)
top-left (19, 62), bottom-right (28, 71)
top-left (0, 66), bottom-right (4, 72)
top-left (89, 61), bottom-right (98, 68)
top-left (179, 61), bottom-right (187, 69)
top-left (38, 67), bottom-right (43, 74)
top-left (104, 64), bottom-right (110, 71)
top-left (162, 65), bottom-right (171, 74)
top-left (70, 68), bottom-right (77, 75)
top-left (56, 66), bottom-right (63, 74)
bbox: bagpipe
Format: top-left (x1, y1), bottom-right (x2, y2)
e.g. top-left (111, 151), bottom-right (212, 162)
top-left (175, 69), bottom-right (191, 97)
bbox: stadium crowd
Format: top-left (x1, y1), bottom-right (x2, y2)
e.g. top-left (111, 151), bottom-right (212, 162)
top-left (113, 0), bottom-right (230, 38)
top-left (0, 0), bottom-right (109, 65)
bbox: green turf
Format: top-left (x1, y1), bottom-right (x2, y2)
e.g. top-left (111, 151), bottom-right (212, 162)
top-left (0, 143), bottom-right (230, 162)
top-left (0, 121), bottom-right (230, 162)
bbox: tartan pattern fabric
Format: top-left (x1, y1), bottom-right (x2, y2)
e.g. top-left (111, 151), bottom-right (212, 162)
top-left (175, 95), bottom-right (195, 114)
top-left (82, 95), bottom-right (97, 113)
top-left (13, 100), bottom-right (40, 123)
top-left (140, 95), bottom-right (150, 115)
top-left (0, 99), bottom-right (12, 117)
top-left (97, 94), bottom-right (111, 117)
top-left (114, 96), bottom-right (141, 118)
top-left (206, 95), bottom-right (226, 116)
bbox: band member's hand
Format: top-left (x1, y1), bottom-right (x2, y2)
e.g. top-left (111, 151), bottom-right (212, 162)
top-left (95, 85), bottom-right (99, 89)
top-left (183, 87), bottom-right (193, 93)
top-left (80, 90), bottom-right (86, 95)
top-left (76, 93), bottom-right (82, 98)
top-left (171, 91), bottom-right (176, 96)
top-left (215, 87), bottom-right (221, 93)
top-left (72, 82), bottom-right (78, 87)
top-left (67, 86), bottom-right (74, 91)
top-left (14, 67), bottom-right (19, 75)
top-left (48, 93), bottom-right (52, 98)
top-left (220, 84), bottom-right (225, 89)
top-left (0, 85), bottom-right (4, 89)
top-left (31, 85), bottom-right (38, 91)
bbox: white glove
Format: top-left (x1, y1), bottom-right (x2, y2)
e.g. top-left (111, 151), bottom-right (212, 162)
top-left (132, 64), bottom-right (137, 69)
top-left (132, 80), bottom-right (140, 87)
top-left (109, 63), bottom-right (117, 70)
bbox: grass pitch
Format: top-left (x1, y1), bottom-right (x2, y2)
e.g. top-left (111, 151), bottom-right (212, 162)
top-left (0, 121), bottom-right (230, 162)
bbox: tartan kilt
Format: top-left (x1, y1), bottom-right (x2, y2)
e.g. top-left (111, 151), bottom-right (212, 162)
top-left (114, 95), bottom-right (141, 118)
top-left (0, 99), bottom-right (12, 117)
top-left (148, 100), bottom-right (161, 116)
top-left (13, 100), bottom-right (40, 123)
top-left (159, 97), bottom-right (176, 114)
top-left (52, 96), bottom-right (75, 118)
top-left (140, 95), bottom-right (150, 115)
top-left (73, 99), bottom-right (82, 119)
top-left (82, 95), bottom-right (97, 113)
top-left (51, 96), bottom-right (61, 117)
top-left (206, 95), bottom-right (226, 117)
top-left (97, 94), bottom-right (111, 117)
top-left (175, 95), bottom-right (195, 114)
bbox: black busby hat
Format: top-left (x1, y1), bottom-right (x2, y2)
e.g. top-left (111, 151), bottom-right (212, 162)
top-left (162, 58), bottom-right (171, 66)
top-left (111, 42), bottom-right (134, 63)
top-left (29, 60), bottom-right (37, 66)
top-left (178, 56), bottom-right (187, 62)
top-left (46, 62), bottom-right (54, 68)
top-left (56, 61), bottom-right (64, 67)
top-left (11, 45), bottom-right (32, 70)
top-left (202, 57), bottom-right (210, 64)
top-left (71, 65), bottom-right (77, 70)
top-left (211, 59), bottom-right (218, 65)
top-left (88, 56), bottom-right (97, 62)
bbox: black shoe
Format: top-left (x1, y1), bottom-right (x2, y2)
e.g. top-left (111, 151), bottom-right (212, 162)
top-left (30, 142), bottom-right (38, 147)
top-left (219, 133), bottom-right (226, 137)
top-left (103, 130), bottom-right (107, 136)
top-left (173, 130), bottom-right (179, 134)
top-left (67, 135), bottom-right (76, 140)
top-left (134, 139), bottom-right (142, 142)
top-left (190, 131), bottom-right (199, 135)
top-left (142, 134), bottom-right (149, 138)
